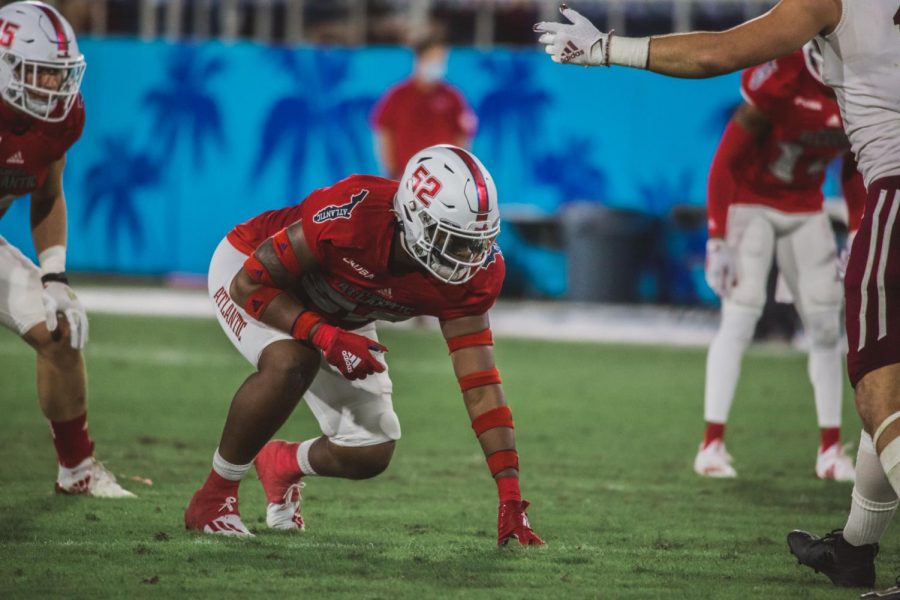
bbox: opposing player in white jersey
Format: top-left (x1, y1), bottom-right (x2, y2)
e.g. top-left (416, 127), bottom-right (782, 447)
top-left (536, 0), bottom-right (900, 592)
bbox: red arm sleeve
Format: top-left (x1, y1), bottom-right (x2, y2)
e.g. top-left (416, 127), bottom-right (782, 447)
top-left (841, 154), bottom-right (866, 233)
top-left (707, 120), bottom-right (757, 238)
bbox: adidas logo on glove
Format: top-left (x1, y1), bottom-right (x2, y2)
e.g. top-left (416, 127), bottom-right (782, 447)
top-left (342, 350), bottom-right (361, 373)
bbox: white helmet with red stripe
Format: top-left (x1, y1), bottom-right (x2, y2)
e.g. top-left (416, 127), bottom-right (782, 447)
top-left (394, 144), bottom-right (501, 284)
top-left (0, 1), bottom-right (85, 122)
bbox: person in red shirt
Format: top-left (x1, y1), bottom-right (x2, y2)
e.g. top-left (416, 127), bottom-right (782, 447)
top-left (185, 144), bottom-right (543, 547)
top-left (0, 2), bottom-right (132, 497)
top-left (370, 38), bottom-right (477, 179)
top-left (693, 44), bottom-right (865, 481)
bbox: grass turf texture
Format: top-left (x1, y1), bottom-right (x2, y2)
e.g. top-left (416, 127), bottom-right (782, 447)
top-left (0, 314), bottom-right (893, 599)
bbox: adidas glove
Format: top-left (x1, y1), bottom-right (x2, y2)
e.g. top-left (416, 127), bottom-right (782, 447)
top-left (705, 238), bottom-right (738, 298)
top-left (310, 323), bottom-right (387, 380)
top-left (533, 4), bottom-right (649, 68)
top-left (42, 278), bottom-right (89, 350)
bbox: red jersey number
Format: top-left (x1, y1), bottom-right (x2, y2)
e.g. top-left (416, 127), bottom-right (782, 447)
top-left (409, 165), bottom-right (442, 207)
top-left (0, 20), bottom-right (19, 48)
top-left (769, 142), bottom-right (829, 184)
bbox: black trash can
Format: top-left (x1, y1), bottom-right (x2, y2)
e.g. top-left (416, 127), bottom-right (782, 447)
top-left (562, 203), bottom-right (657, 303)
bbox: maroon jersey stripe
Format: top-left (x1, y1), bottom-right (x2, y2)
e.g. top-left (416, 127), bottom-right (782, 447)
top-left (448, 147), bottom-right (489, 221)
top-left (35, 4), bottom-right (69, 56)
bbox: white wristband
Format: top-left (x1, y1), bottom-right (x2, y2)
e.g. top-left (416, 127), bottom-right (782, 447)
top-left (38, 245), bottom-right (66, 276)
top-left (609, 35), bottom-right (650, 69)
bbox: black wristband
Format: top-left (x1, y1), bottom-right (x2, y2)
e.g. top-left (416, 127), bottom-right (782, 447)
top-left (41, 272), bottom-right (69, 285)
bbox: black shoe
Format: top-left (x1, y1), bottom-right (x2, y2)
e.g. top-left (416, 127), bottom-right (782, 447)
top-left (787, 529), bottom-right (878, 588)
top-left (862, 577), bottom-right (900, 599)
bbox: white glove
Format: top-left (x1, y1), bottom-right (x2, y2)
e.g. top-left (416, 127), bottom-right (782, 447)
top-left (42, 280), bottom-right (89, 349)
top-left (705, 238), bottom-right (738, 298)
top-left (534, 5), bottom-right (608, 66)
top-left (837, 230), bottom-right (856, 280)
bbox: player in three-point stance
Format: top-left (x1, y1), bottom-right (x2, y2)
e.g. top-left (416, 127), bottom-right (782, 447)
top-left (536, 0), bottom-right (900, 592)
top-left (694, 43), bottom-right (864, 481)
top-left (185, 144), bottom-right (544, 546)
top-left (0, 2), bottom-right (132, 498)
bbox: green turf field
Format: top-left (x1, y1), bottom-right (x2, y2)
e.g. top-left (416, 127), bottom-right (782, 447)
top-left (0, 313), bottom-right (892, 599)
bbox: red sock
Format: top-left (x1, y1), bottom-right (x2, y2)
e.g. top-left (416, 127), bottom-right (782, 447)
top-left (50, 413), bottom-right (94, 468)
top-left (497, 476), bottom-right (522, 503)
top-left (703, 422), bottom-right (726, 448)
top-left (202, 469), bottom-right (240, 496)
top-left (277, 441), bottom-right (303, 478)
top-left (820, 427), bottom-right (840, 451)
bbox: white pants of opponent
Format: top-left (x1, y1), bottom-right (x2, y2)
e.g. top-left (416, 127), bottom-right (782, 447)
top-left (207, 238), bottom-right (402, 448)
top-left (705, 205), bottom-right (844, 429)
top-left (0, 235), bottom-right (48, 336)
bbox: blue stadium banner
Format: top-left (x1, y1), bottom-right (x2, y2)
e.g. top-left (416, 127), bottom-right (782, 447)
top-left (0, 39), bottom-right (744, 275)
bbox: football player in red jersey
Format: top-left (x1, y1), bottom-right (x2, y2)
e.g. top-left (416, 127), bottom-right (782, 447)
top-left (0, 2), bottom-right (132, 497)
top-left (185, 145), bottom-right (544, 546)
top-left (694, 43), bottom-right (865, 481)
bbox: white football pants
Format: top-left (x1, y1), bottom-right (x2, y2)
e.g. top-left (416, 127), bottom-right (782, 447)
top-left (704, 205), bottom-right (843, 429)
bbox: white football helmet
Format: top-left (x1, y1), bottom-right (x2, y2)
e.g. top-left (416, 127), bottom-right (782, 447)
top-left (0, 2), bottom-right (85, 122)
top-left (802, 40), bottom-right (825, 85)
top-left (394, 145), bottom-right (501, 284)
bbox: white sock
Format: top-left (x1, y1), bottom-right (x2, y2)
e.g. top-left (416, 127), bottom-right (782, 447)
top-left (212, 448), bottom-right (253, 481)
top-left (844, 431), bottom-right (898, 545)
top-left (297, 439), bottom-right (318, 476)
top-left (704, 308), bottom-right (758, 423)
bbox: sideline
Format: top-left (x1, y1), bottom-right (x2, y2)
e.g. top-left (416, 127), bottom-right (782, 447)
top-left (77, 286), bottom-right (721, 348)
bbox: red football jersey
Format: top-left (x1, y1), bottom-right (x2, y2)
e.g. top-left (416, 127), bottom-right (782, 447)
top-left (0, 96), bottom-right (85, 214)
top-left (227, 174), bottom-right (505, 329)
top-left (370, 80), bottom-right (477, 178)
top-left (735, 52), bottom-right (851, 211)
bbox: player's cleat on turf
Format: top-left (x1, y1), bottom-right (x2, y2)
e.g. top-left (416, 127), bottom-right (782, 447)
top-left (862, 576), bottom-right (900, 598)
top-left (816, 444), bottom-right (856, 482)
top-left (787, 529), bottom-right (877, 587)
top-left (255, 440), bottom-right (305, 531)
top-left (497, 500), bottom-right (545, 547)
top-left (184, 490), bottom-right (254, 537)
top-left (693, 440), bottom-right (737, 478)
top-left (55, 457), bottom-right (136, 498)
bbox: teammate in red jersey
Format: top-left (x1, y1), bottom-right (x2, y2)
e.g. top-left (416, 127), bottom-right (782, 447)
top-left (184, 144), bottom-right (544, 546)
top-left (0, 2), bottom-right (132, 498)
top-left (695, 44), bottom-right (865, 481)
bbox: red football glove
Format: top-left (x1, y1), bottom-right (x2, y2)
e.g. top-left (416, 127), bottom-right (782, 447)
top-left (497, 500), bottom-right (545, 546)
top-left (310, 323), bottom-right (387, 380)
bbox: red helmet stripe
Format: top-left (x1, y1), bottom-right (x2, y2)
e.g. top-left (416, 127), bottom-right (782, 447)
top-left (448, 147), bottom-right (489, 221)
top-left (35, 4), bottom-right (69, 56)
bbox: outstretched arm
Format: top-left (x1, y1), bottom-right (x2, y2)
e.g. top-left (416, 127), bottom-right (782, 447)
top-left (230, 222), bottom-right (387, 380)
top-left (535, 0), bottom-right (840, 78)
top-left (441, 314), bottom-right (544, 546)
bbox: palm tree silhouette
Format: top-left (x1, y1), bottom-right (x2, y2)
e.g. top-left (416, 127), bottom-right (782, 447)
top-left (143, 46), bottom-right (226, 169)
top-left (253, 48), bottom-right (378, 201)
top-left (475, 54), bottom-right (551, 170)
top-left (82, 136), bottom-right (161, 260)
top-left (533, 136), bottom-right (609, 204)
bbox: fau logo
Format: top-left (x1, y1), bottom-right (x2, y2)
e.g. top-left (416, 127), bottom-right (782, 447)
top-left (409, 165), bottom-right (442, 207)
top-left (483, 243), bottom-right (501, 267)
top-left (313, 189), bottom-right (368, 223)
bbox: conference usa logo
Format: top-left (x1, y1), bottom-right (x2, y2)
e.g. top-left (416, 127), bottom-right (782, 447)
top-left (313, 189), bottom-right (368, 223)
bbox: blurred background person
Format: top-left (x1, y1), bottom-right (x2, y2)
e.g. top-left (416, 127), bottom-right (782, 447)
top-left (370, 36), bottom-right (477, 179)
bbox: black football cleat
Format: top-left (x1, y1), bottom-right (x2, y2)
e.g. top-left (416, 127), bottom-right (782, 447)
top-left (787, 529), bottom-right (877, 588)
top-left (862, 577), bottom-right (900, 599)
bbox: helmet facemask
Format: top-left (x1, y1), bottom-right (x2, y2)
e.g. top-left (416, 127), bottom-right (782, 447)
top-left (0, 51), bottom-right (85, 122)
